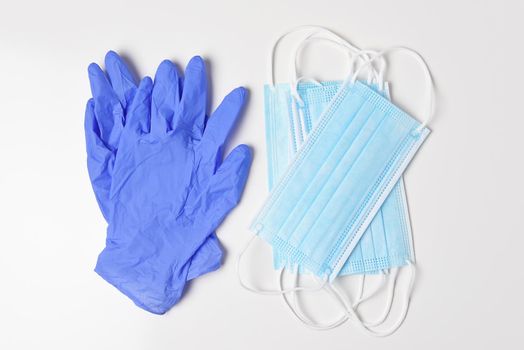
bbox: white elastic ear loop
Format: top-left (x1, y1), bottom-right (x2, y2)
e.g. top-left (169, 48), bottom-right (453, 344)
top-left (330, 261), bottom-right (417, 336)
top-left (279, 269), bottom-right (350, 330)
top-left (280, 269), bottom-right (392, 331)
top-left (348, 47), bottom-right (435, 131)
top-left (293, 36), bottom-right (384, 90)
top-left (236, 235), bottom-right (327, 295)
top-left (352, 272), bottom-right (388, 308)
top-left (268, 25), bottom-right (364, 87)
top-left (290, 38), bottom-right (380, 106)
top-left (327, 270), bottom-right (395, 327)
top-left (353, 269), bottom-right (399, 327)
top-left (289, 77), bottom-right (322, 108)
top-left (279, 263), bottom-right (414, 335)
top-left (289, 37), bottom-right (386, 106)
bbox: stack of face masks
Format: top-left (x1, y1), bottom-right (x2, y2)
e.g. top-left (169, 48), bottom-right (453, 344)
top-left (238, 26), bottom-right (434, 336)
top-left (85, 51), bottom-right (252, 314)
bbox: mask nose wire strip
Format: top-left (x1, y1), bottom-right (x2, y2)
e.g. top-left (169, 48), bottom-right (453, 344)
top-left (348, 47), bottom-right (435, 131)
top-left (269, 25), bottom-right (366, 87)
top-left (236, 235), bottom-right (328, 295)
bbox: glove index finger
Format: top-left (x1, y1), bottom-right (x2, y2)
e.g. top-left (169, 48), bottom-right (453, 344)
top-left (205, 144), bottom-right (252, 225)
top-left (88, 62), bottom-right (123, 150)
top-left (84, 98), bottom-right (102, 150)
top-left (203, 87), bottom-right (247, 148)
top-left (178, 56), bottom-right (207, 138)
top-left (88, 63), bottom-right (117, 102)
top-left (197, 87), bottom-right (247, 176)
top-left (124, 77), bottom-right (153, 136)
top-left (105, 51), bottom-right (137, 110)
top-left (152, 60), bottom-right (181, 135)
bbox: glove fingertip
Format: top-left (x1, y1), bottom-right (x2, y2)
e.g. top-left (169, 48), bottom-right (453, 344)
top-left (232, 86), bottom-right (247, 100)
top-left (154, 60), bottom-right (177, 88)
top-left (136, 76), bottom-right (153, 95)
top-left (130, 77), bottom-right (153, 113)
top-left (220, 145), bottom-right (252, 192)
top-left (142, 76), bottom-right (153, 87)
top-left (105, 50), bottom-right (131, 80)
top-left (187, 55), bottom-right (204, 70)
top-left (184, 56), bottom-right (206, 88)
top-left (157, 59), bottom-right (175, 73)
top-left (85, 97), bottom-right (95, 114)
top-left (231, 144), bottom-right (253, 164)
top-left (88, 63), bottom-right (111, 97)
top-left (84, 99), bottom-right (97, 131)
top-left (104, 50), bottom-right (120, 65)
top-left (224, 87), bottom-right (247, 106)
top-left (88, 62), bottom-right (102, 76)
top-left (88, 63), bottom-right (107, 87)
top-left (233, 145), bottom-right (253, 189)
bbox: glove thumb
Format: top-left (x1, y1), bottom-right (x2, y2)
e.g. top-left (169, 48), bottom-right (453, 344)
top-left (85, 99), bottom-right (115, 221)
top-left (204, 144), bottom-right (252, 229)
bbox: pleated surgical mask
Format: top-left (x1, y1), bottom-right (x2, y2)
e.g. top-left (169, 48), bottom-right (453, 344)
top-left (267, 76), bottom-right (416, 333)
top-left (253, 78), bottom-right (430, 280)
top-left (266, 81), bottom-right (415, 277)
top-left (238, 26), bottom-right (435, 336)
top-left (264, 29), bottom-right (416, 277)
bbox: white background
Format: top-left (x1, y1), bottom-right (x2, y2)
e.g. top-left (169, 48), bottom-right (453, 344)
top-left (1, 0), bottom-right (523, 349)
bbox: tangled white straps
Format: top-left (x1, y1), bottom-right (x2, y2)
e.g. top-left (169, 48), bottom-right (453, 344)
top-left (280, 262), bottom-right (417, 336)
top-left (268, 25), bottom-right (383, 87)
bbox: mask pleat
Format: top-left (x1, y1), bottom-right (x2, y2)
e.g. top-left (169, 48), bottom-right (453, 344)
top-left (278, 97), bottom-right (377, 248)
top-left (258, 92), bottom-right (367, 238)
top-left (306, 108), bottom-right (400, 270)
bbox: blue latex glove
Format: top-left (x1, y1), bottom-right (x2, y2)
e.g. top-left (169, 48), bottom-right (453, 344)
top-left (85, 52), bottom-right (224, 281)
top-left (85, 54), bottom-right (252, 314)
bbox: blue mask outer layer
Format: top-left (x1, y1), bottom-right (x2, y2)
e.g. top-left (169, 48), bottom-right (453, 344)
top-left (253, 80), bottom-right (429, 281)
top-left (264, 81), bottom-right (415, 276)
top-left (85, 52), bottom-right (252, 314)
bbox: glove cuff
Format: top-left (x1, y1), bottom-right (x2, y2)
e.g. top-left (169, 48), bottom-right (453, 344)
top-left (94, 242), bottom-right (188, 315)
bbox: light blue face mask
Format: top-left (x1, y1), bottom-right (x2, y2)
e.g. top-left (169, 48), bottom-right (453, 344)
top-left (265, 81), bottom-right (415, 276)
top-left (252, 67), bottom-right (431, 282)
top-left (237, 27), bottom-right (435, 336)
top-left (264, 31), bottom-right (415, 277)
